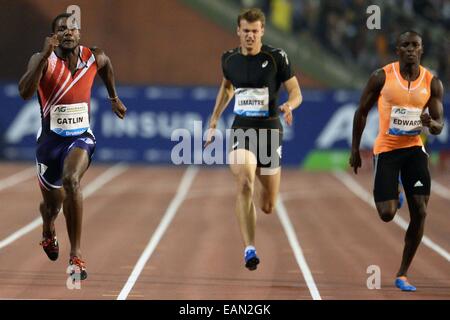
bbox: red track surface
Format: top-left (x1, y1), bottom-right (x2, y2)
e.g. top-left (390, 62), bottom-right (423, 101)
top-left (0, 163), bottom-right (448, 300)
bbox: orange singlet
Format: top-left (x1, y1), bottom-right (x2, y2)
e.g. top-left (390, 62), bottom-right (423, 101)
top-left (373, 62), bottom-right (434, 155)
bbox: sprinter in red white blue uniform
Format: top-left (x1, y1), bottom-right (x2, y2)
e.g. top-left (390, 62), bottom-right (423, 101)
top-left (18, 12), bottom-right (127, 280)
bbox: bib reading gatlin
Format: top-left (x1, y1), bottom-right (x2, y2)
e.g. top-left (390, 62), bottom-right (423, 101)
top-left (50, 103), bottom-right (90, 137)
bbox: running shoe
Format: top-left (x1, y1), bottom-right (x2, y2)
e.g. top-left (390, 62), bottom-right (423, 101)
top-left (39, 236), bottom-right (59, 261)
top-left (244, 249), bottom-right (260, 271)
top-left (395, 277), bottom-right (416, 292)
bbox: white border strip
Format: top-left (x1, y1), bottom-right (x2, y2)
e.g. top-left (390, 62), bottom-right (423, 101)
top-left (276, 195), bottom-right (322, 300)
top-left (0, 167), bottom-right (36, 192)
top-left (431, 180), bottom-right (450, 201)
top-left (0, 163), bottom-right (128, 250)
top-left (333, 171), bottom-right (450, 262)
top-left (117, 166), bottom-right (198, 300)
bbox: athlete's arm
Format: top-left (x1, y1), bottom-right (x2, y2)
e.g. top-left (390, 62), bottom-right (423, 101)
top-left (349, 68), bottom-right (385, 174)
top-left (18, 35), bottom-right (58, 100)
top-left (279, 76), bottom-right (302, 126)
top-left (421, 77), bottom-right (444, 135)
top-left (92, 47), bottom-right (127, 119)
top-left (204, 77), bottom-right (234, 147)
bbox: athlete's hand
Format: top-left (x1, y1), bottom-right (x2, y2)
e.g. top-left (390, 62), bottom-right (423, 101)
top-left (420, 113), bottom-right (432, 128)
top-left (204, 127), bottom-right (216, 148)
top-left (111, 98), bottom-right (127, 119)
top-left (279, 103), bottom-right (293, 126)
top-left (42, 34), bottom-right (59, 58)
top-left (349, 149), bottom-right (361, 174)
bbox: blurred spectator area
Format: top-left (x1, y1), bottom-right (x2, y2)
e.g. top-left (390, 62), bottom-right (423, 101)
top-left (0, 0), bottom-right (320, 87)
top-left (237, 0), bottom-right (450, 89)
top-left (0, 0), bottom-right (237, 85)
top-left (2, 0), bottom-right (447, 89)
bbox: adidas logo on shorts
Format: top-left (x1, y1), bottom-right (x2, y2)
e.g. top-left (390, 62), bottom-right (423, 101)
top-left (414, 180), bottom-right (423, 187)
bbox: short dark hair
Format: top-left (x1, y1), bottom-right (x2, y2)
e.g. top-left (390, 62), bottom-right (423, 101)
top-left (397, 30), bottom-right (422, 45)
top-left (237, 8), bottom-right (265, 27)
top-left (51, 13), bottom-right (73, 32)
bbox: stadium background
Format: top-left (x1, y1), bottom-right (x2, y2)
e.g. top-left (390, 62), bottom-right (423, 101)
top-left (0, 0), bottom-right (448, 301)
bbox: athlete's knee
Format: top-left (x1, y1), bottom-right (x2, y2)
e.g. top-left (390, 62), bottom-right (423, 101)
top-left (378, 208), bottom-right (396, 222)
top-left (62, 173), bottom-right (80, 194)
top-left (412, 205), bottom-right (427, 221)
top-left (237, 176), bottom-right (254, 196)
top-left (40, 201), bottom-right (60, 217)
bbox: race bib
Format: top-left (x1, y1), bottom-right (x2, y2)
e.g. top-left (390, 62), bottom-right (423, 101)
top-left (388, 106), bottom-right (422, 136)
top-left (234, 87), bottom-right (269, 117)
top-left (50, 103), bottom-right (90, 137)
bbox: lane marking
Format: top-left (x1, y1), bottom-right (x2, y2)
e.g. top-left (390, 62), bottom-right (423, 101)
top-left (0, 167), bottom-right (36, 192)
top-left (117, 166), bottom-right (198, 300)
top-left (333, 171), bottom-right (450, 262)
top-left (0, 163), bottom-right (128, 250)
top-left (276, 195), bottom-right (322, 300)
top-left (431, 180), bottom-right (450, 201)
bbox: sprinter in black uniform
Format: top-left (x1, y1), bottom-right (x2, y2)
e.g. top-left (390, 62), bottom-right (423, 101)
top-left (205, 8), bottom-right (302, 270)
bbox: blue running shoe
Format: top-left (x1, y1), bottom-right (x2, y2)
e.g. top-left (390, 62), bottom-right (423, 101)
top-left (244, 249), bottom-right (260, 271)
top-left (395, 277), bottom-right (416, 292)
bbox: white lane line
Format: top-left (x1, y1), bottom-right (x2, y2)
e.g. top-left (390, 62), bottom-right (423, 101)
top-left (117, 166), bottom-right (198, 300)
top-left (276, 195), bottom-right (322, 300)
top-left (431, 180), bottom-right (450, 201)
top-left (0, 167), bottom-right (36, 192)
top-left (0, 163), bottom-right (128, 250)
top-left (333, 171), bottom-right (450, 262)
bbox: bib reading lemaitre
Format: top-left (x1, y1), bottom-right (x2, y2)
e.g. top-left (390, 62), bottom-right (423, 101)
top-left (37, 46), bottom-right (97, 140)
top-left (373, 62), bottom-right (434, 155)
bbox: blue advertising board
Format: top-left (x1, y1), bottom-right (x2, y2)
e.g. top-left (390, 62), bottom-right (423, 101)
top-left (0, 84), bottom-right (448, 167)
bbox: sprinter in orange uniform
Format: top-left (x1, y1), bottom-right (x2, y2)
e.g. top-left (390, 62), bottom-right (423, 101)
top-left (349, 31), bottom-right (444, 292)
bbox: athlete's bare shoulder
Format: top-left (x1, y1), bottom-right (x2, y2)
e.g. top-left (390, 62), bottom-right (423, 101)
top-left (28, 52), bottom-right (48, 67)
top-left (368, 68), bottom-right (386, 90)
top-left (430, 76), bottom-right (444, 97)
top-left (90, 47), bottom-right (109, 69)
top-left (90, 46), bottom-right (105, 56)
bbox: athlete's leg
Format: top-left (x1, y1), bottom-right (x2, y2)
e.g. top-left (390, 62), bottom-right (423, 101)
top-left (38, 185), bottom-right (64, 260)
top-left (255, 167), bottom-right (281, 215)
top-left (62, 147), bottom-right (89, 258)
top-left (373, 152), bottom-right (401, 222)
top-left (229, 149), bottom-right (258, 247)
top-left (396, 148), bottom-right (431, 278)
top-left (397, 194), bottom-right (429, 277)
top-left (375, 200), bottom-right (398, 222)
top-left (39, 186), bottom-right (64, 238)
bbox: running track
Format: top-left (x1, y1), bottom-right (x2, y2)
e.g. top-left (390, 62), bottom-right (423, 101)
top-left (0, 162), bottom-right (448, 300)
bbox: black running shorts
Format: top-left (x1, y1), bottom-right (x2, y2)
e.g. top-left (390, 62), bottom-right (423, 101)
top-left (373, 146), bottom-right (430, 202)
top-left (229, 127), bottom-right (282, 169)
